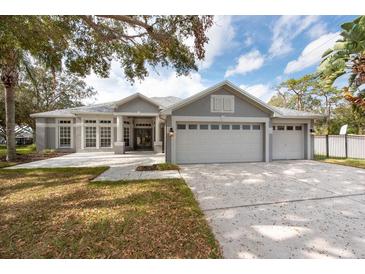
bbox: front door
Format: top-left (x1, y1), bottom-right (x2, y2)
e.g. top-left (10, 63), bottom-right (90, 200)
top-left (134, 128), bottom-right (153, 150)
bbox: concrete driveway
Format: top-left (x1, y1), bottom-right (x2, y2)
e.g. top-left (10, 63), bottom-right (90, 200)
top-left (8, 152), bottom-right (180, 181)
top-left (180, 160), bottom-right (365, 258)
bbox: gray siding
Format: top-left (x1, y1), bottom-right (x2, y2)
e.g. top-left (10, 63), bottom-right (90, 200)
top-left (35, 118), bottom-right (46, 152)
top-left (116, 97), bottom-right (159, 113)
top-left (172, 88), bottom-right (270, 117)
top-left (46, 127), bottom-right (56, 149)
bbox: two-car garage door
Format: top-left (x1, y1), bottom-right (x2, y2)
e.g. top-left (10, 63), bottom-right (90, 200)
top-left (176, 123), bottom-right (264, 164)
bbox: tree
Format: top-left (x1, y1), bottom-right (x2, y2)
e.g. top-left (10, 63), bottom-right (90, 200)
top-left (319, 16), bottom-right (365, 112)
top-left (273, 74), bottom-right (319, 111)
top-left (0, 15), bottom-right (213, 161)
top-left (0, 63), bottom-right (96, 139)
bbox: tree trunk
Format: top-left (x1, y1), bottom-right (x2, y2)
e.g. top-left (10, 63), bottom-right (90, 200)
top-left (1, 53), bottom-right (19, 162)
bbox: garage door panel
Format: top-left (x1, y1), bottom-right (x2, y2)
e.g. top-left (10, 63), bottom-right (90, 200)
top-left (176, 123), bottom-right (264, 164)
top-left (273, 124), bottom-right (304, 160)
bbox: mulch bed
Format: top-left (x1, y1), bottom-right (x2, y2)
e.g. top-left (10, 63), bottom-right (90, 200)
top-left (0, 152), bottom-right (69, 165)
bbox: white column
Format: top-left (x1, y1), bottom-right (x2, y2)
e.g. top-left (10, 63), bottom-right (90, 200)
top-left (155, 116), bottom-right (160, 142)
top-left (116, 116), bottom-right (123, 142)
top-left (115, 115), bottom-right (125, 154)
top-left (153, 115), bottom-right (162, 153)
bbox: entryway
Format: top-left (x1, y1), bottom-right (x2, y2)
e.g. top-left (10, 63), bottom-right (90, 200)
top-left (134, 128), bottom-right (153, 150)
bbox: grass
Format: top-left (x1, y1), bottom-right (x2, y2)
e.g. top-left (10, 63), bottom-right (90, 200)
top-left (136, 163), bottom-right (180, 171)
top-left (0, 144), bottom-right (36, 157)
top-left (0, 144), bottom-right (67, 168)
top-left (0, 167), bottom-right (221, 258)
top-left (315, 155), bottom-right (365, 169)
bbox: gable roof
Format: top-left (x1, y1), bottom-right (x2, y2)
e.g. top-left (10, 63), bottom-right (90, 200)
top-left (161, 80), bottom-right (277, 115)
top-left (112, 92), bottom-right (162, 110)
top-left (30, 94), bottom-right (180, 118)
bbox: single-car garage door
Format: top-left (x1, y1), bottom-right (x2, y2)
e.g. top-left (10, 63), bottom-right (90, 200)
top-left (176, 123), bottom-right (264, 164)
top-left (272, 124), bottom-right (304, 160)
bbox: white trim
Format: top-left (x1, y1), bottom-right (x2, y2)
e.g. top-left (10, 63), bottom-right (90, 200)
top-left (55, 118), bottom-right (74, 149)
top-left (113, 112), bottom-right (158, 117)
top-left (31, 113), bottom-right (76, 118)
top-left (265, 121), bottom-right (269, 162)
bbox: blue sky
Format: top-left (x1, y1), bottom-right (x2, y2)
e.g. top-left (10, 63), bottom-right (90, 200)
top-left (85, 15), bottom-right (357, 104)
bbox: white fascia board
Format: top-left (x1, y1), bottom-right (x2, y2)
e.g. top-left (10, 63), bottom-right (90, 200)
top-left (113, 112), bottom-right (158, 117)
top-left (30, 113), bottom-right (75, 118)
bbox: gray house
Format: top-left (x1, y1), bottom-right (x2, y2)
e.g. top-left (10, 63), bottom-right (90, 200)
top-left (31, 81), bottom-right (322, 164)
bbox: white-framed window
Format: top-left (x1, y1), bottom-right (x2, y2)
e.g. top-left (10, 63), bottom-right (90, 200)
top-left (100, 126), bottom-right (111, 148)
top-left (58, 120), bottom-right (72, 148)
top-left (211, 95), bottom-right (234, 113)
top-left (199, 124), bottom-right (209, 130)
top-left (85, 126), bottom-right (97, 148)
top-left (222, 124), bottom-right (230, 130)
top-left (124, 126), bottom-right (130, 146)
top-left (188, 124), bottom-right (198, 130)
top-left (177, 124), bottom-right (186, 130)
top-left (232, 124), bottom-right (240, 130)
top-left (242, 124), bottom-right (251, 130)
top-left (210, 124), bottom-right (219, 130)
top-left (295, 125), bottom-right (302, 131)
top-left (252, 125), bottom-right (261, 130)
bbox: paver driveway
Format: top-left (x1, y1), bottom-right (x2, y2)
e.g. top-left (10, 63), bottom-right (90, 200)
top-left (180, 160), bottom-right (365, 259)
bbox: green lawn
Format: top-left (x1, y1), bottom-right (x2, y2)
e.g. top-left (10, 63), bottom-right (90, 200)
top-left (0, 167), bottom-right (221, 258)
top-left (0, 144), bottom-right (36, 157)
top-left (315, 155), bottom-right (365, 169)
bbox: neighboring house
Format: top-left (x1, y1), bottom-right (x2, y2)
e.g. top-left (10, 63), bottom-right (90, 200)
top-left (0, 126), bottom-right (33, 145)
top-left (31, 81), bottom-right (323, 164)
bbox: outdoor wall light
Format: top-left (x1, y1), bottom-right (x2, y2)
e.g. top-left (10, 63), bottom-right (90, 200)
top-left (168, 128), bottom-right (175, 137)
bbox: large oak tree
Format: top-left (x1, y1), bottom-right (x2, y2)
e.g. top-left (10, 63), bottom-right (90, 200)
top-left (0, 15), bottom-right (213, 161)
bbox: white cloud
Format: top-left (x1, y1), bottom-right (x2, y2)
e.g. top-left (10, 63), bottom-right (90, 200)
top-left (85, 62), bottom-right (206, 104)
top-left (307, 22), bottom-right (328, 39)
top-left (225, 49), bottom-right (264, 77)
top-left (240, 83), bottom-right (273, 102)
top-left (197, 16), bottom-right (235, 69)
top-left (284, 32), bottom-right (341, 74)
top-left (269, 16), bottom-right (319, 57)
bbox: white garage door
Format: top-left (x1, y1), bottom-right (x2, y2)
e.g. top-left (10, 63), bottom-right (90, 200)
top-left (272, 124), bottom-right (305, 160)
top-left (176, 123), bottom-right (264, 164)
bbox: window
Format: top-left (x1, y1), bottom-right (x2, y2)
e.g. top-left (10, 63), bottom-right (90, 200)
top-left (124, 127), bottom-right (130, 146)
top-left (85, 126), bottom-right (96, 148)
top-left (100, 120), bottom-right (111, 124)
top-left (222, 124), bottom-right (230, 130)
top-left (242, 125), bottom-right (251, 130)
top-left (286, 125), bottom-right (294, 130)
top-left (295, 125), bottom-right (302, 131)
top-left (200, 124), bottom-right (209, 130)
top-left (58, 120), bottom-right (71, 148)
top-left (177, 124), bottom-right (186, 130)
top-left (188, 124), bottom-right (198, 130)
top-left (277, 125), bottom-right (285, 130)
top-left (232, 124), bottom-right (240, 130)
top-left (252, 125), bottom-right (261, 130)
top-left (100, 127), bottom-right (111, 147)
top-left (135, 123), bottom-right (151, 127)
top-left (59, 126), bottom-right (71, 148)
top-left (273, 126), bottom-right (276, 130)
top-left (211, 95), bottom-right (234, 113)
top-left (85, 120), bottom-right (96, 124)
top-left (211, 124), bottom-right (219, 130)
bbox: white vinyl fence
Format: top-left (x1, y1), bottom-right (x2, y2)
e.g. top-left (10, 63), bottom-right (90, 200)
top-left (314, 134), bottom-right (365, 159)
